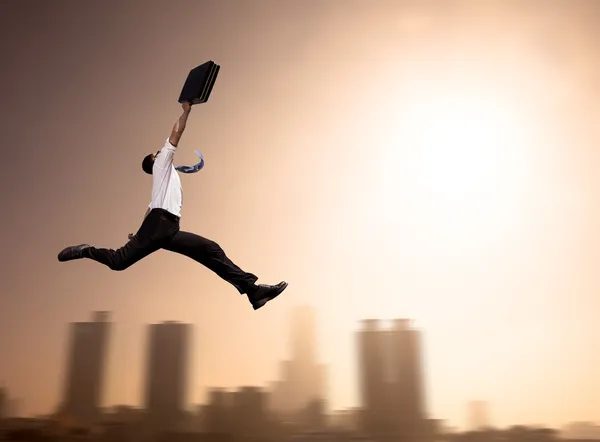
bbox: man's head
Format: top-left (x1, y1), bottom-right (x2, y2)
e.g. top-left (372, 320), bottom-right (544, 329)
top-left (142, 151), bottom-right (159, 175)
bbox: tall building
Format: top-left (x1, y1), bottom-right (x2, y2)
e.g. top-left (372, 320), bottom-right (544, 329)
top-left (61, 311), bottom-right (111, 427)
top-left (270, 306), bottom-right (328, 416)
top-left (144, 321), bottom-right (191, 432)
top-left (468, 401), bottom-right (490, 430)
top-left (390, 319), bottom-right (426, 442)
top-left (358, 319), bottom-right (392, 437)
top-left (357, 318), bottom-right (427, 442)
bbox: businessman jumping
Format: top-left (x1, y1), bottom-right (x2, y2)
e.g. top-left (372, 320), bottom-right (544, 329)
top-left (58, 102), bottom-right (288, 310)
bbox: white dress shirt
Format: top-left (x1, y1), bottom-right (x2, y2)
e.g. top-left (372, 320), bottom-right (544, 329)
top-left (148, 138), bottom-right (183, 217)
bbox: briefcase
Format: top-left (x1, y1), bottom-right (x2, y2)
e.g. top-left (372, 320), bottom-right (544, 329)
top-left (178, 61), bottom-right (220, 105)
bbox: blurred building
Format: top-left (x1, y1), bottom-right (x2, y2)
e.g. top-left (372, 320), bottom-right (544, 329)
top-left (301, 398), bottom-right (327, 430)
top-left (358, 318), bottom-right (428, 442)
top-left (424, 418), bottom-right (446, 442)
top-left (205, 388), bottom-right (231, 435)
top-left (204, 386), bottom-right (269, 439)
top-left (60, 311), bottom-right (111, 428)
top-left (104, 405), bottom-right (144, 425)
top-left (561, 422), bottom-right (600, 440)
top-left (144, 321), bottom-right (192, 434)
top-left (270, 306), bottom-right (328, 418)
top-left (0, 387), bottom-right (6, 421)
top-left (194, 404), bottom-right (208, 433)
top-left (232, 386), bottom-right (268, 438)
top-left (8, 398), bottom-right (19, 419)
top-left (359, 319), bottom-right (390, 436)
top-left (330, 408), bottom-right (361, 433)
top-left (468, 401), bottom-right (490, 431)
top-left (97, 407), bottom-right (146, 442)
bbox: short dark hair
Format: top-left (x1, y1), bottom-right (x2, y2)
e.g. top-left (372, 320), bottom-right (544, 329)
top-left (142, 154), bottom-right (154, 175)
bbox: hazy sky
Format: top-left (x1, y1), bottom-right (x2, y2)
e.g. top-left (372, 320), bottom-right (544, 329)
top-left (1, 0), bottom-right (599, 430)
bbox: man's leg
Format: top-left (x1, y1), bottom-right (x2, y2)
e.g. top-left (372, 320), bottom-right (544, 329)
top-left (58, 236), bottom-right (161, 271)
top-left (163, 230), bottom-right (288, 310)
top-left (163, 230), bottom-right (258, 294)
top-left (57, 208), bottom-right (177, 271)
top-left (84, 237), bottom-right (162, 271)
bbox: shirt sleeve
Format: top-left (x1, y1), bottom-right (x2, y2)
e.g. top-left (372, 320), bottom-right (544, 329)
top-left (153, 137), bottom-right (177, 169)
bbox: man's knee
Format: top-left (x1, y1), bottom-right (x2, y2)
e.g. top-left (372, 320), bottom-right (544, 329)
top-left (109, 259), bottom-right (130, 271)
top-left (208, 240), bottom-right (224, 254)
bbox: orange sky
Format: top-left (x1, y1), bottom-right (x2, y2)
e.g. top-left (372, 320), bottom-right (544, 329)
top-left (0, 0), bottom-right (599, 430)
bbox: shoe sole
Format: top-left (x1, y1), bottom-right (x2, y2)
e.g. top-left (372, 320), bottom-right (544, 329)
top-left (253, 282), bottom-right (288, 310)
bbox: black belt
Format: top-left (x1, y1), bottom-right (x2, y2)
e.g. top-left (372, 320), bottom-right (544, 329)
top-left (151, 208), bottom-right (180, 223)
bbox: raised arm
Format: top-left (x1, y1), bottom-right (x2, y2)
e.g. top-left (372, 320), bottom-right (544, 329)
top-left (169, 102), bottom-right (193, 147)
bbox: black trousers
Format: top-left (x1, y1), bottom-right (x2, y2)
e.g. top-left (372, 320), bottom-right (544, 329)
top-left (83, 208), bottom-right (258, 295)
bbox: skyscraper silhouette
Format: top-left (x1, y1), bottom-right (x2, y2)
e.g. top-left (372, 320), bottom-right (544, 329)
top-left (390, 319), bottom-right (426, 442)
top-left (60, 311), bottom-right (111, 428)
top-left (270, 306), bottom-right (327, 415)
top-left (358, 319), bottom-right (392, 438)
top-left (144, 321), bottom-right (191, 433)
top-left (358, 319), bottom-right (427, 442)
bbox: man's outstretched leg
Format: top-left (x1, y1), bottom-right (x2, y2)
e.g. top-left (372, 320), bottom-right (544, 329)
top-left (57, 208), bottom-right (177, 271)
top-left (163, 230), bottom-right (288, 310)
top-left (58, 237), bottom-right (161, 270)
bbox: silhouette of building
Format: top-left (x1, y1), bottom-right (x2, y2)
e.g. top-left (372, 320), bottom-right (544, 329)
top-left (301, 398), bottom-right (327, 430)
top-left (8, 398), bottom-right (19, 419)
top-left (270, 306), bottom-right (328, 417)
top-left (231, 386), bottom-right (268, 438)
top-left (144, 321), bottom-right (191, 434)
top-left (330, 408), bottom-right (361, 432)
top-left (358, 318), bottom-right (427, 442)
top-left (468, 401), bottom-right (490, 430)
top-left (390, 319), bottom-right (426, 442)
top-left (60, 311), bottom-right (111, 428)
top-left (204, 386), bottom-right (268, 438)
top-left (561, 422), bottom-right (600, 440)
top-left (0, 387), bottom-right (6, 420)
top-left (205, 388), bottom-right (230, 434)
top-left (358, 319), bottom-right (392, 437)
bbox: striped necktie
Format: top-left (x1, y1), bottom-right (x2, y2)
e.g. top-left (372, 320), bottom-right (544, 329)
top-left (175, 150), bottom-right (204, 174)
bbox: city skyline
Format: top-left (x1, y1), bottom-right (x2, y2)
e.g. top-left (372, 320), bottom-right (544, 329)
top-left (3, 309), bottom-right (600, 437)
top-left (1, 0), bottom-right (600, 431)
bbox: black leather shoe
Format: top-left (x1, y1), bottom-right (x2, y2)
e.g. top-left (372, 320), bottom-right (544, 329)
top-left (58, 244), bottom-right (90, 262)
top-left (248, 281), bottom-right (288, 310)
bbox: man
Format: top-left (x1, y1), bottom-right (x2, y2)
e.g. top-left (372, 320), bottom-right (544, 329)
top-left (58, 102), bottom-right (287, 310)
